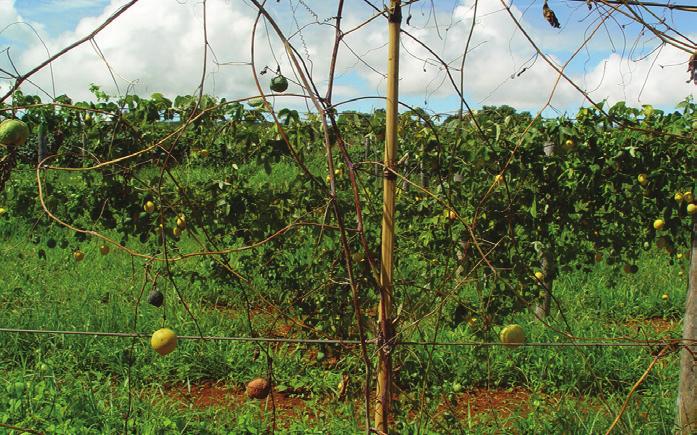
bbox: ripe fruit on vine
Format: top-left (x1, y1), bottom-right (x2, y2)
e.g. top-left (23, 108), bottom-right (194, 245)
top-left (500, 324), bottom-right (525, 347)
top-left (73, 250), bottom-right (85, 262)
top-left (685, 192), bottom-right (694, 203)
top-left (151, 328), bottom-right (177, 356)
top-left (270, 75), bottom-right (289, 93)
top-left (99, 245), bottom-right (109, 255)
top-left (144, 201), bottom-right (155, 213)
top-left (447, 210), bottom-right (457, 221)
top-left (653, 219), bottom-right (665, 230)
top-left (176, 215), bottom-right (186, 229)
top-left (172, 226), bottom-right (182, 237)
top-left (0, 119), bottom-right (29, 146)
top-left (637, 173), bottom-right (648, 186)
top-left (688, 204), bottom-right (697, 215)
top-left (675, 192), bottom-right (684, 203)
top-left (246, 378), bottom-right (271, 399)
top-left (534, 271), bottom-right (544, 281)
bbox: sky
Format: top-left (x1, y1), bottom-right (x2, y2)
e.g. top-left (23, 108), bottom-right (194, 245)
top-left (0, 0), bottom-right (695, 116)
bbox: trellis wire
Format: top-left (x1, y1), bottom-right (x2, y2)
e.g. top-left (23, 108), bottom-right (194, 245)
top-left (0, 327), bottom-right (685, 348)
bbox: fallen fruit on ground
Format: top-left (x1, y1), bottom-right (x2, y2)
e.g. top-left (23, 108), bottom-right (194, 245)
top-left (0, 119), bottom-right (30, 146)
top-left (199, 149), bottom-right (209, 158)
top-left (246, 378), bottom-right (271, 399)
top-left (99, 245), bottom-right (109, 255)
top-left (151, 328), bottom-right (177, 356)
top-left (500, 324), bottom-right (525, 347)
top-left (73, 250), bottom-right (85, 262)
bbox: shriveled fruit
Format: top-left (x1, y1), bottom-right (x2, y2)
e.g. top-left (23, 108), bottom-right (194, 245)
top-left (151, 328), bottom-right (177, 356)
top-left (270, 75), bottom-right (289, 93)
top-left (500, 324), bottom-right (525, 347)
top-left (147, 289), bottom-right (164, 307)
top-left (246, 378), bottom-right (271, 399)
top-left (73, 250), bottom-right (85, 262)
top-left (46, 238), bottom-right (57, 249)
top-left (0, 119), bottom-right (29, 146)
top-left (656, 237), bottom-right (669, 249)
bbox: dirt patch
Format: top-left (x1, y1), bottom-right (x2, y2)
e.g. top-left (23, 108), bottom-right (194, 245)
top-left (164, 381), bottom-right (309, 418)
top-left (441, 387), bottom-right (532, 422)
top-left (625, 317), bottom-right (677, 334)
top-left (168, 381), bottom-right (243, 409)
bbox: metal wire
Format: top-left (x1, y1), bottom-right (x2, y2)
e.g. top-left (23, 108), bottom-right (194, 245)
top-left (0, 327), bottom-right (684, 348)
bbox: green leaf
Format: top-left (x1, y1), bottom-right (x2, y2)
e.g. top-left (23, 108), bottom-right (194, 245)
top-left (530, 196), bottom-right (537, 218)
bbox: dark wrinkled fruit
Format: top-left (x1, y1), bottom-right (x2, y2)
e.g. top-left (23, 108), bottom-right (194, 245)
top-left (37, 249), bottom-right (46, 259)
top-left (147, 289), bottom-right (164, 307)
top-left (47, 238), bottom-right (57, 249)
top-left (246, 378), bottom-right (271, 399)
top-left (270, 75), bottom-right (288, 93)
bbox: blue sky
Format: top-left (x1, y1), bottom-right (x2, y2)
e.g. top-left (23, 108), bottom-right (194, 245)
top-left (1, 0), bottom-right (695, 115)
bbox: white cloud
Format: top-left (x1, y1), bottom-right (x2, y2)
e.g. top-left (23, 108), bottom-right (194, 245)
top-left (1, 0), bottom-right (694, 112)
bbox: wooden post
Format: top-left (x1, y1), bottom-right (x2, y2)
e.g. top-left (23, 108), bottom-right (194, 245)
top-left (678, 214), bottom-right (697, 433)
top-left (375, 1), bottom-right (401, 432)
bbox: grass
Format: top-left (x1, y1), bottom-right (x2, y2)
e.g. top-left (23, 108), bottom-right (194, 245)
top-left (0, 186), bottom-right (690, 433)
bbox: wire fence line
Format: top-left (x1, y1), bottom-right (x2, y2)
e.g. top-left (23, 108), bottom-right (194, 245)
top-left (0, 327), bottom-right (685, 349)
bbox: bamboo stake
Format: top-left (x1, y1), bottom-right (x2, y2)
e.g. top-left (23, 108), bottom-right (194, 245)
top-left (376, 1), bottom-right (401, 432)
top-left (678, 213), bottom-right (697, 433)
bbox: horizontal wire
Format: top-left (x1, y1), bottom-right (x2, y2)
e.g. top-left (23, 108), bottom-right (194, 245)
top-left (0, 327), bottom-right (685, 348)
